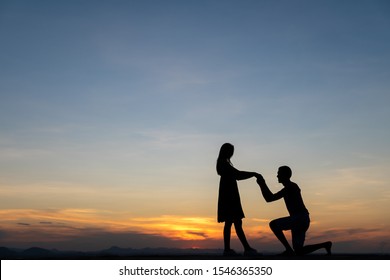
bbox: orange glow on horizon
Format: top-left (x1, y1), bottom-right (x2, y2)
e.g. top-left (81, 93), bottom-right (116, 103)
top-left (0, 209), bottom-right (223, 242)
top-left (0, 208), bottom-right (388, 251)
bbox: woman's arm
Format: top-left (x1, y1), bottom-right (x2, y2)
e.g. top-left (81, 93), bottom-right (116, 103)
top-left (236, 170), bottom-right (258, 181)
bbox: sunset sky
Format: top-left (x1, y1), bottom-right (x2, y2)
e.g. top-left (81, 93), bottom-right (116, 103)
top-left (0, 0), bottom-right (389, 254)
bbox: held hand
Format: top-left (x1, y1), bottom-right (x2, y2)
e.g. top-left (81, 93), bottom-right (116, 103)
top-left (256, 174), bottom-right (266, 185)
top-left (254, 172), bottom-right (263, 179)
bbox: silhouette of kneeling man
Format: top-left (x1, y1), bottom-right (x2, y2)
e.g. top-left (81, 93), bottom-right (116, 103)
top-left (257, 166), bottom-right (332, 256)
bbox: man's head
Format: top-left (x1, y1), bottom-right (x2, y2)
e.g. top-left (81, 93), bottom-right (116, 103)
top-left (277, 166), bottom-right (292, 183)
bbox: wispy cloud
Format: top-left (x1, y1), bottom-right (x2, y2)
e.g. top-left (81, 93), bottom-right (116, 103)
top-left (1, 208), bottom-right (388, 252)
top-left (0, 147), bottom-right (52, 160)
top-left (0, 209), bottom-right (218, 240)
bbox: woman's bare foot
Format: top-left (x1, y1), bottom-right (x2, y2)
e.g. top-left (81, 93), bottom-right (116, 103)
top-left (278, 249), bottom-right (295, 257)
top-left (223, 249), bottom-right (239, 256)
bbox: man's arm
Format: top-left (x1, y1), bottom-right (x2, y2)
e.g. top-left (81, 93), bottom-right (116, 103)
top-left (256, 175), bottom-right (284, 202)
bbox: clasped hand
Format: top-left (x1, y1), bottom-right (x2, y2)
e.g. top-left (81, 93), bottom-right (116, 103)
top-left (254, 172), bottom-right (266, 185)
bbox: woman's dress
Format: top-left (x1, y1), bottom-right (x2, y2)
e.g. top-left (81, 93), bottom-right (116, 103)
top-left (217, 162), bottom-right (245, 223)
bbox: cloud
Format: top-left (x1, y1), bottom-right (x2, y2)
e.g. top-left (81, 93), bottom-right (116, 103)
top-left (185, 231), bottom-right (208, 238)
top-left (0, 229), bottom-right (7, 237)
top-left (1, 209), bottom-right (389, 253)
top-left (0, 209), bottom-right (220, 244)
top-left (306, 226), bottom-right (390, 245)
top-left (0, 147), bottom-right (52, 160)
top-left (0, 227), bottom-right (215, 251)
top-left (332, 239), bottom-right (390, 254)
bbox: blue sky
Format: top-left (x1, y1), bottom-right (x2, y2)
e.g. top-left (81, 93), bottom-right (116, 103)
top-left (0, 0), bottom-right (389, 252)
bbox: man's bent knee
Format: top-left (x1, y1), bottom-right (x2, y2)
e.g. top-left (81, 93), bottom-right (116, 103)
top-left (269, 220), bottom-right (279, 232)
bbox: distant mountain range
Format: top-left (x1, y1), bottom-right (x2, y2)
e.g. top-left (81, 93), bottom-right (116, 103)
top-left (0, 246), bottom-right (224, 259)
top-left (1, 246), bottom-right (388, 260)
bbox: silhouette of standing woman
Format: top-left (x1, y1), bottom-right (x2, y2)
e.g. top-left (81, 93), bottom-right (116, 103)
top-left (216, 143), bottom-right (257, 256)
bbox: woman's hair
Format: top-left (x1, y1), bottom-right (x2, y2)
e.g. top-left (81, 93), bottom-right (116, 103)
top-left (216, 143), bottom-right (234, 175)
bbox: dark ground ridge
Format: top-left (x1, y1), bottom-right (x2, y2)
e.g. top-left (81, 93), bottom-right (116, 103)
top-left (1, 246), bottom-right (388, 260)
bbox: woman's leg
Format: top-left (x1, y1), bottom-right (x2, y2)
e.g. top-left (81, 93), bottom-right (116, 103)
top-left (223, 221), bottom-right (233, 251)
top-left (233, 219), bottom-right (252, 250)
